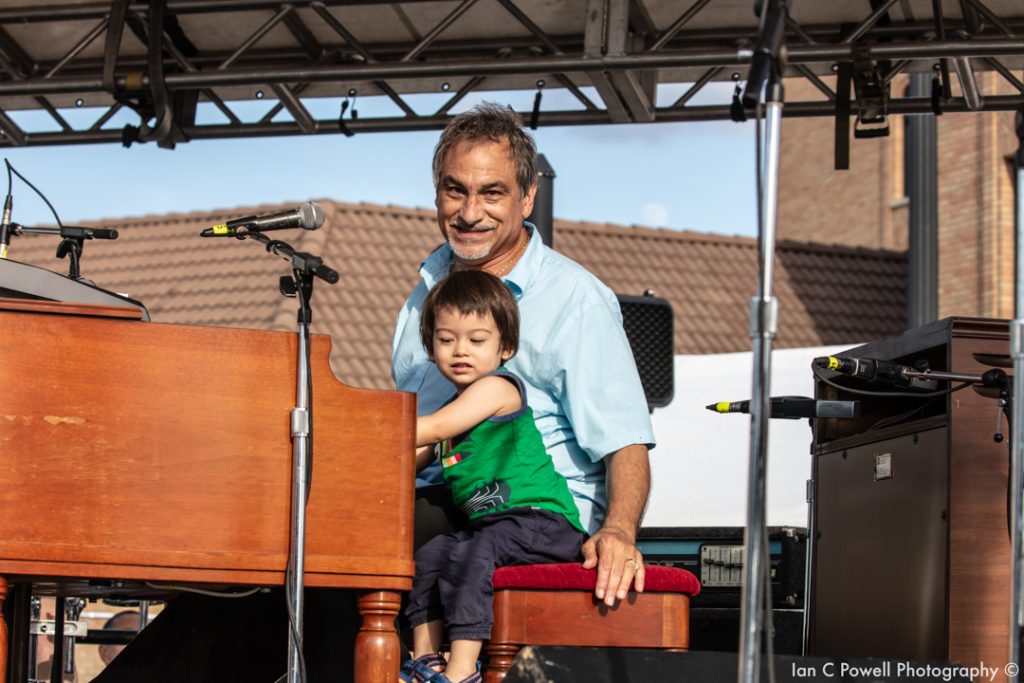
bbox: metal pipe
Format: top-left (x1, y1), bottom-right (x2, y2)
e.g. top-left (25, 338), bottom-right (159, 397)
top-left (400, 0), bottom-right (479, 63)
top-left (88, 102), bottom-right (123, 130)
top-left (494, 0), bottom-right (563, 55)
top-left (905, 73), bottom-right (939, 328)
top-left (4, 39), bottom-right (1024, 97)
top-left (0, 107), bottom-right (26, 146)
top-left (670, 66), bottom-right (722, 108)
top-left (527, 153), bottom-right (555, 247)
top-left (51, 596), bottom-right (65, 683)
top-left (739, 76), bottom-right (785, 683)
top-left (309, 4), bottom-right (418, 116)
top-left (961, 0), bottom-right (1017, 37)
top-left (648, 0), bottom-right (714, 52)
top-left (905, 369), bottom-right (985, 383)
top-left (0, 0), bottom-right (436, 22)
top-left (792, 64), bottom-right (835, 100)
top-left (954, 56), bottom-right (984, 110)
top-left (261, 82), bottom-right (310, 123)
top-left (43, 16), bottom-right (109, 79)
top-left (842, 0), bottom-right (901, 43)
top-left (985, 57), bottom-right (1024, 94)
top-left (432, 75), bottom-right (486, 116)
top-left (270, 83), bottom-right (318, 133)
top-left (217, 6), bottom-right (294, 70)
top-left (9, 95), bottom-right (1024, 148)
top-left (33, 96), bottom-right (72, 131)
top-left (287, 320), bottom-right (312, 683)
top-left (492, 0), bottom-right (596, 110)
top-left (785, 16), bottom-right (817, 45)
top-left (1010, 105), bottom-right (1024, 683)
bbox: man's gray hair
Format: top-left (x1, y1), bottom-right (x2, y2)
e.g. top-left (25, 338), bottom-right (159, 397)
top-left (432, 103), bottom-right (538, 197)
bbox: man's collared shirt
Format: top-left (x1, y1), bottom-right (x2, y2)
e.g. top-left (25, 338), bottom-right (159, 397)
top-left (392, 225), bottom-right (655, 534)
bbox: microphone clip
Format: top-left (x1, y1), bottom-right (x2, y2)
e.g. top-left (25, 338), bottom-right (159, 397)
top-left (740, 0), bottom-right (790, 109)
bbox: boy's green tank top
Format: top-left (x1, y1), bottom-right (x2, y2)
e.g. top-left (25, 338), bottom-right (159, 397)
top-left (435, 369), bottom-right (584, 532)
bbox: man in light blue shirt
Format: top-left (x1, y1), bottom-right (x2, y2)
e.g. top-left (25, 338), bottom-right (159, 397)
top-left (393, 102), bottom-right (655, 606)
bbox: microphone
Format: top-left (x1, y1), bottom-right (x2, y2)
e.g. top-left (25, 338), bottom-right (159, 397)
top-left (60, 225), bottom-right (118, 240)
top-left (200, 201), bottom-right (325, 237)
top-left (813, 355), bottom-right (938, 391)
top-left (8, 223), bottom-right (118, 240)
top-left (707, 396), bottom-right (860, 419)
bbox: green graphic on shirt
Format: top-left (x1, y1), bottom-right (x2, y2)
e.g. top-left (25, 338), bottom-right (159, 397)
top-left (462, 480), bottom-right (511, 515)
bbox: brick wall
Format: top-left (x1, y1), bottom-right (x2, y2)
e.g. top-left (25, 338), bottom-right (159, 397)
top-left (777, 77), bottom-right (908, 252)
top-left (777, 73), bottom-right (1017, 320)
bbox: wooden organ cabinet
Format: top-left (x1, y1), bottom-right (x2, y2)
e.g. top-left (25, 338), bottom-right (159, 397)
top-left (808, 318), bottom-right (1012, 679)
top-left (0, 259), bottom-right (416, 683)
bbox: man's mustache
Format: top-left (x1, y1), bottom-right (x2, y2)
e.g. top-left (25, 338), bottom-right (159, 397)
top-left (450, 219), bottom-right (494, 233)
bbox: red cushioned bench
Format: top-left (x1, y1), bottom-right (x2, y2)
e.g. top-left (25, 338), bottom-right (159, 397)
top-left (484, 563), bottom-right (701, 682)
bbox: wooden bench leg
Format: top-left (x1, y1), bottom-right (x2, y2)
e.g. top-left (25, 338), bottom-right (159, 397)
top-left (355, 590), bottom-right (401, 683)
top-left (484, 641), bottom-right (519, 683)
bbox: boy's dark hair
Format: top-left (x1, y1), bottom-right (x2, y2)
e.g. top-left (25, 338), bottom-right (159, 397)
top-left (420, 270), bottom-right (520, 357)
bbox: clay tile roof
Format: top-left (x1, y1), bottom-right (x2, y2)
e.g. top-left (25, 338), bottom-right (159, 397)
top-left (6, 200), bottom-right (906, 390)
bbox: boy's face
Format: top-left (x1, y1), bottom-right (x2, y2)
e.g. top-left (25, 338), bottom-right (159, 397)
top-left (430, 307), bottom-right (512, 390)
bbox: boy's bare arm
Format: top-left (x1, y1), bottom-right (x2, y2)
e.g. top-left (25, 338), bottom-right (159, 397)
top-left (415, 376), bottom-right (520, 447)
top-left (415, 445), bottom-right (435, 472)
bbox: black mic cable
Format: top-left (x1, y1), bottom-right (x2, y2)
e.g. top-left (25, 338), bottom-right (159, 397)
top-left (0, 193), bottom-right (12, 260)
top-left (0, 159), bottom-right (12, 259)
top-left (811, 358), bottom-right (973, 399)
top-left (813, 355), bottom-right (941, 391)
top-left (0, 158), bottom-right (71, 259)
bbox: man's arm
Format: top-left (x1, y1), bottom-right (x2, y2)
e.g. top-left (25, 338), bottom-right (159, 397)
top-left (581, 443), bottom-right (650, 606)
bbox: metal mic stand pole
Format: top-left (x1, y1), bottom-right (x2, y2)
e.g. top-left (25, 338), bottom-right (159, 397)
top-left (242, 232), bottom-right (339, 683)
top-left (1010, 105), bottom-right (1024, 683)
top-left (738, 13), bottom-right (787, 681)
top-left (286, 267), bottom-right (313, 683)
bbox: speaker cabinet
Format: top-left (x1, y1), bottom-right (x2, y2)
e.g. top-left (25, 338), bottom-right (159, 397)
top-left (617, 292), bottom-right (674, 409)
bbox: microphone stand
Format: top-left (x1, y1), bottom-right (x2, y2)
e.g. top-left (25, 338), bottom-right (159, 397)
top-left (738, 2), bottom-right (788, 682)
top-left (8, 223), bottom-right (119, 280)
top-left (240, 231), bottom-right (339, 683)
top-left (1011, 105), bottom-right (1024, 683)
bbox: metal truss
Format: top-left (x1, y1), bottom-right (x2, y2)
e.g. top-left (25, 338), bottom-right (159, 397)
top-left (0, 0), bottom-right (1021, 147)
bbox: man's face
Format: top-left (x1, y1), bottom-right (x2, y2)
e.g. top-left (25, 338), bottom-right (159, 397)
top-left (436, 138), bottom-right (536, 266)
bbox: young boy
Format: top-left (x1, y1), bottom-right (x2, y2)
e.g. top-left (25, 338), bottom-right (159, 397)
top-left (401, 269), bottom-right (586, 683)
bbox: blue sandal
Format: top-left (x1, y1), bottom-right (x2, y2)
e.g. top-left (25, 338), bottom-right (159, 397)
top-left (419, 663), bottom-right (481, 683)
top-left (399, 653), bottom-right (447, 682)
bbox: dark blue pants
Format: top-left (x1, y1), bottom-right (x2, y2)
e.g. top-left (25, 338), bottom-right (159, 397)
top-left (406, 508), bottom-right (584, 641)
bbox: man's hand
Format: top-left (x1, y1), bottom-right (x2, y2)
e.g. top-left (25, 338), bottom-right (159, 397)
top-left (581, 524), bottom-right (645, 606)
top-left (581, 444), bottom-right (650, 606)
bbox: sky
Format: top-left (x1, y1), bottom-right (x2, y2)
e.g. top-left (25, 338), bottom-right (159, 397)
top-left (0, 82), bottom-right (760, 239)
